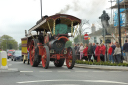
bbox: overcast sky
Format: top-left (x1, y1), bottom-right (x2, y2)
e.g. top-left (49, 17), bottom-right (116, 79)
top-left (0, 0), bottom-right (114, 43)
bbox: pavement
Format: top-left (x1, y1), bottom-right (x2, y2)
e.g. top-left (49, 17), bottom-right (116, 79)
top-left (63, 60), bottom-right (128, 71)
top-left (0, 59), bottom-right (19, 72)
top-left (1, 59), bottom-right (127, 72)
top-left (0, 68), bottom-right (19, 72)
top-left (74, 64), bottom-right (128, 71)
top-left (0, 60), bottom-right (128, 85)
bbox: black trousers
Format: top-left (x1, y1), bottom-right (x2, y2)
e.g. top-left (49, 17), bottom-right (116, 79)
top-left (94, 57), bottom-right (97, 61)
top-left (82, 56), bottom-right (88, 61)
top-left (115, 54), bottom-right (121, 63)
top-left (77, 54), bottom-right (80, 60)
top-left (93, 54), bottom-right (97, 61)
top-left (88, 55), bottom-right (92, 61)
top-left (100, 55), bottom-right (105, 62)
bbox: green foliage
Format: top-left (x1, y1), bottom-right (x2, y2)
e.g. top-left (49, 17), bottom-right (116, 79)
top-left (74, 35), bottom-right (89, 44)
top-left (0, 35), bottom-right (18, 51)
top-left (65, 41), bottom-right (72, 48)
top-left (75, 60), bottom-right (128, 67)
top-left (19, 43), bottom-right (21, 50)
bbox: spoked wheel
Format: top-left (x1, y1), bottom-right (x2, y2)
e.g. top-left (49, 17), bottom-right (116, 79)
top-left (54, 59), bottom-right (65, 67)
top-left (41, 46), bottom-right (50, 69)
top-left (30, 40), bottom-right (39, 67)
top-left (66, 47), bottom-right (75, 69)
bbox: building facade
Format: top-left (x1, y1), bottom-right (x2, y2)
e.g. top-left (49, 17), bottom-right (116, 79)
top-left (111, 0), bottom-right (128, 45)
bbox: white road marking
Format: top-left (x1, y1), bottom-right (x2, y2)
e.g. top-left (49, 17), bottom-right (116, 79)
top-left (52, 84), bottom-right (79, 85)
top-left (93, 71), bottom-right (105, 72)
top-left (58, 71), bottom-right (70, 72)
top-left (17, 79), bottom-right (128, 84)
top-left (83, 80), bottom-right (128, 84)
top-left (109, 71), bottom-right (121, 72)
top-left (75, 71), bottom-right (88, 72)
top-left (20, 71), bottom-right (33, 72)
top-left (39, 71), bottom-right (52, 72)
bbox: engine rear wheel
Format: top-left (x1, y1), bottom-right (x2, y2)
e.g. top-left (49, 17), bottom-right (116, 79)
top-left (41, 46), bottom-right (50, 69)
top-left (54, 59), bottom-right (65, 67)
top-left (30, 40), bottom-right (39, 67)
top-left (66, 47), bottom-right (75, 69)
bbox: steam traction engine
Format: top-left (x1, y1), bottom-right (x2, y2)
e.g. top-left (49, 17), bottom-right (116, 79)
top-left (21, 14), bottom-right (81, 69)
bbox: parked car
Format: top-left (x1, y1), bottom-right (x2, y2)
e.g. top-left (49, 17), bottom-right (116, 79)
top-left (11, 50), bottom-right (22, 61)
top-left (7, 50), bottom-right (15, 59)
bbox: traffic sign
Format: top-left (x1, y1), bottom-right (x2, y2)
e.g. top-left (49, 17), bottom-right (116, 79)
top-left (84, 34), bottom-right (88, 40)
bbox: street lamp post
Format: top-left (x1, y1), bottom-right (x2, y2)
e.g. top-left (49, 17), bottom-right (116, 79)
top-left (117, 0), bottom-right (122, 62)
top-left (40, 0), bottom-right (42, 19)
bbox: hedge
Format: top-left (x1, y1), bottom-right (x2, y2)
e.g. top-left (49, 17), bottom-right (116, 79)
top-left (75, 60), bottom-right (128, 67)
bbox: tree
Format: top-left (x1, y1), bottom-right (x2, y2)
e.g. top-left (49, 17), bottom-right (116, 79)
top-left (19, 43), bottom-right (21, 50)
top-left (0, 35), bottom-right (18, 51)
top-left (74, 35), bottom-right (89, 45)
top-left (65, 41), bottom-right (72, 48)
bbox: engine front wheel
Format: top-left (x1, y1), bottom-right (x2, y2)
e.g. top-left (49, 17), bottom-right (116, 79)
top-left (41, 46), bottom-right (50, 69)
top-left (29, 40), bottom-right (39, 67)
top-left (66, 47), bottom-right (75, 69)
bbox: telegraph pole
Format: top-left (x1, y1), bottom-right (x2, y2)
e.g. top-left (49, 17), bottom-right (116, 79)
top-left (117, 0), bottom-right (122, 62)
top-left (40, 0), bottom-right (42, 19)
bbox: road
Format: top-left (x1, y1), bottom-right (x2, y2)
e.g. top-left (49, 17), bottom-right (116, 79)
top-left (0, 59), bottom-right (128, 85)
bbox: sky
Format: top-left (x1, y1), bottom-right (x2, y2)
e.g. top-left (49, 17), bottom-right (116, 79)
top-left (0, 0), bottom-right (114, 44)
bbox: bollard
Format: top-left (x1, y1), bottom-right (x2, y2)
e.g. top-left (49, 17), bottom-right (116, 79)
top-left (0, 51), bottom-right (8, 69)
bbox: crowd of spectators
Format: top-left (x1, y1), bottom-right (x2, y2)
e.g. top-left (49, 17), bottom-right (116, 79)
top-left (74, 40), bottom-right (128, 63)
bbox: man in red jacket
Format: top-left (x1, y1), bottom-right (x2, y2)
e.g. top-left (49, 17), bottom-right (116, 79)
top-left (83, 44), bottom-right (88, 61)
top-left (95, 43), bottom-right (100, 62)
top-left (100, 43), bottom-right (106, 62)
top-left (108, 44), bottom-right (114, 63)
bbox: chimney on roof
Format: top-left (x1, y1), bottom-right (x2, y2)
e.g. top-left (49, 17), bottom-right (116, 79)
top-left (91, 24), bottom-right (96, 33)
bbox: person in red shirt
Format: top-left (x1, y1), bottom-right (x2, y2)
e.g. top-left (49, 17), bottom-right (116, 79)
top-left (95, 43), bottom-right (100, 62)
top-left (100, 43), bottom-right (106, 62)
top-left (83, 44), bottom-right (88, 61)
top-left (108, 44), bottom-right (114, 63)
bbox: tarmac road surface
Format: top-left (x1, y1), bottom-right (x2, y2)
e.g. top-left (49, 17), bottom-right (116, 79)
top-left (0, 59), bottom-right (128, 85)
